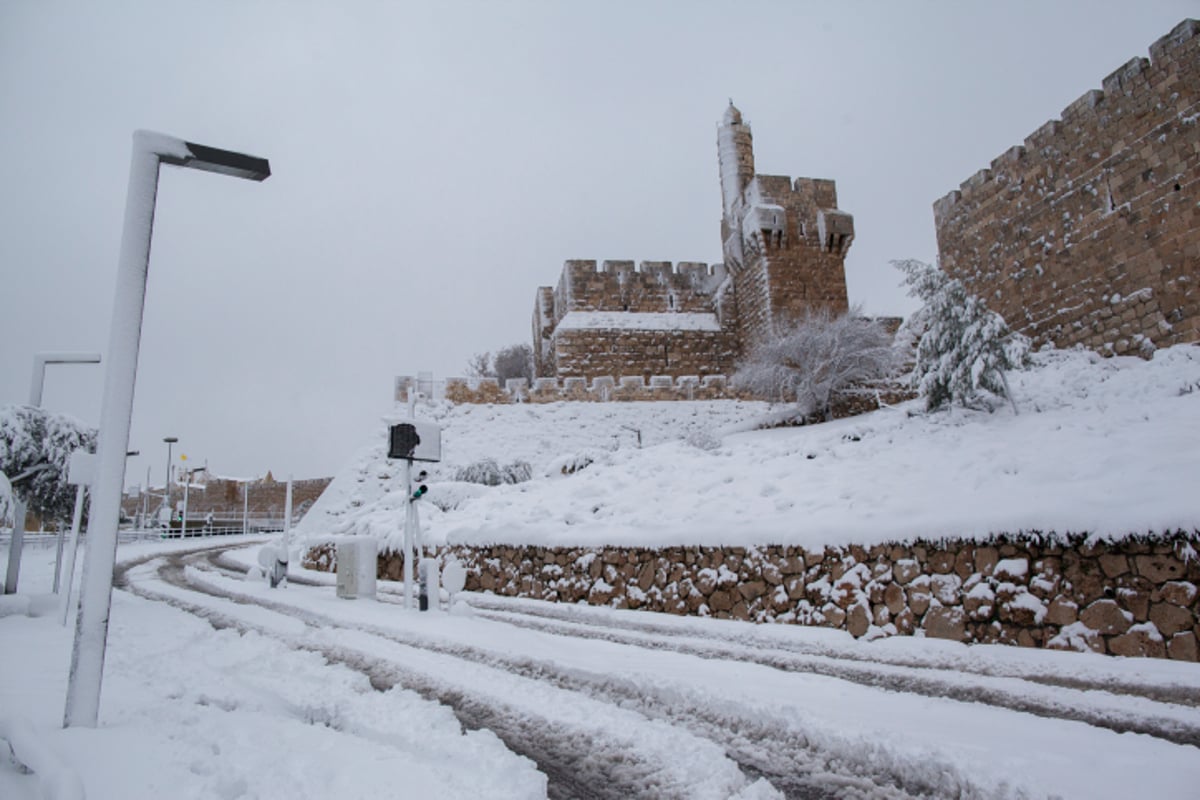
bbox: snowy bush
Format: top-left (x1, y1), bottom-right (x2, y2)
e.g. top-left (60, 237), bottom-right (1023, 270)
top-left (733, 306), bottom-right (898, 420)
top-left (684, 429), bottom-right (722, 451)
top-left (894, 259), bottom-right (1031, 413)
top-left (454, 458), bottom-right (533, 486)
top-left (0, 405), bottom-right (97, 522)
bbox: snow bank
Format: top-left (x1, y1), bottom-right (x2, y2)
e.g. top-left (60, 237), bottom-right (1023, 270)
top-left (301, 345), bottom-right (1200, 551)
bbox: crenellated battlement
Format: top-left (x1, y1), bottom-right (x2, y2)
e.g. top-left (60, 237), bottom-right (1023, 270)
top-left (935, 18), bottom-right (1199, 224)
top-left (530, 103), bottom-right (856, 393)
top-left (934, 18), bottom-right (1200, 356)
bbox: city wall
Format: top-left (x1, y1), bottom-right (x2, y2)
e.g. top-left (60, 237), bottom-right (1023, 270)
top-left (934, 19), bottom-right (1200, 356)
top-left (305, 530), bottom-right (1200, 662)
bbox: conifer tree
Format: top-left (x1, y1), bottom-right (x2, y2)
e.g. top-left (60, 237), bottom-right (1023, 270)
top-left (894, 259), bottom-right (1030, 413)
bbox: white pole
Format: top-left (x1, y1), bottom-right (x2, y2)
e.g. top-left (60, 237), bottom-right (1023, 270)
top-left (65, 134), bottom-right (170, 728)
top-left (3, 499), bottom-right (27, 594)
top-left (63, 131), bottom-right (267, 728)
top-left (53, 518), bottom-right (67, 593)
top-left (181, 472), bottom-right (189, 538)
top-left (402, 458), bottom-right (413, 609)
top-left (60, 486), bottom-right (87, 626)
top-left (281, 474), bottom-right (292, 583)
top-left (242, 479), bottom-right (249, 535)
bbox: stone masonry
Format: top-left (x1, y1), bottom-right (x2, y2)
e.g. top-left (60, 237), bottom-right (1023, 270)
top-left (532, 104), bottom-right (853, 385)
top-left (935, 19), bottom-right (1200, 356)
top-left (305, 530), bottom-right (1200, 662)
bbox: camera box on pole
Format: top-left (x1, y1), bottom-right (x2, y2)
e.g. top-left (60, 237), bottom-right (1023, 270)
top-left (336, 538), bottom-right (377, 600)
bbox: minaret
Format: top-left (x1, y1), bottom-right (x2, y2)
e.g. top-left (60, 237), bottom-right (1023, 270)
top-left (717, 101), bottom-right (755, 219)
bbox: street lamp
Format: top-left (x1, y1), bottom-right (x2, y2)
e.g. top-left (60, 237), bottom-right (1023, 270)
top-left (3, 352), bottom-right (102, 595)
top-left (162, 436), bottom-right (178, 522)
top-left (65, 132), bottom-right (269, 729)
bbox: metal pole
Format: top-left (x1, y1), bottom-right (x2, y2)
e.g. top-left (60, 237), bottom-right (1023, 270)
top-left (63, 131), bottom-right (268, 729)
top-left (403, 458), bottom-right (413, 609)
top-left (242, 480), bottom-right (249, 535)
top-left (181, 472), bottom-right (189, 538)
top-left (59, 485), bottom-right (87, 626)
top-left (65, 135), bottom-right (166, 728)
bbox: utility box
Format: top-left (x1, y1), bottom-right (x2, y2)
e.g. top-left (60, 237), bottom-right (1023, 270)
top-left (336, 538), bottom-right (377, 600)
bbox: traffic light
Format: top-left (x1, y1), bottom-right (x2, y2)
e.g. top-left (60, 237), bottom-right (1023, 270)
top-left (411, 484), bottom-right (428, 501)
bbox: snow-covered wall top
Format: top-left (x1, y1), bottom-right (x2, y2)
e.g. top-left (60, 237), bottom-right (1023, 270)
top-left (555, 311), bottom-right (723, 332)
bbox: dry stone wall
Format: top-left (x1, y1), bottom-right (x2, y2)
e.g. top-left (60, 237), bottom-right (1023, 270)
top-left (305, 530), bottom-right (1200, 661)
top-left (934, 19), bottom-right (1200, 356)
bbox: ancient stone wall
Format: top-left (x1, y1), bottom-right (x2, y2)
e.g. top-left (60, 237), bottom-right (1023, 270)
top-left (305, 530), bottom-right (1200, 661)
top-left (934, 19), bottom-right (1200, 356)
top-left (532, 260), bottom-right (739, 383)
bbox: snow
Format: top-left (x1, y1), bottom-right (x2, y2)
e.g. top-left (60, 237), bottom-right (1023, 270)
top-left (554, 310), bottom-right (724, 332)
top-left (300, 344), bottom-right (1200, 550)
top-left (5, 539), bottom-right (1200, 799)
top-left (4, 346), bottom-right (1200, 798)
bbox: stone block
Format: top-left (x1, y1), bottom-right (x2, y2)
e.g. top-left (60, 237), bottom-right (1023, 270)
top-left (1134, 554), bottom-right (1186, 583)
top-left (1149, 601), bottom-right (1195, 637)
top-left (1045, 597), bottom-right (1079, 626)
top-left (847, 604), bottom-right (871, 638)
top-left (1167, 631), bottom-right (1199, 662)
top-left (1098, 554), bottom-right (1130, 577)
top-left (923, 607), bottom-right (967, 641)
top-left (1108, 624), bottom-right (1167, 658)
top-left (1161, 581), bottom-right (1198, 608)
top-left (1080, 598), bottom-right (1132, 635)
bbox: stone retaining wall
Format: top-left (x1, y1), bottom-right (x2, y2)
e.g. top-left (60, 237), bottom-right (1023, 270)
top-left (303, 531), bottom-right (1200, 661)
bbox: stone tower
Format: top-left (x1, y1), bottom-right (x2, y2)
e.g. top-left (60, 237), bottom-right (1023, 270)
top-left (718, 102), bottom-right (853, 349)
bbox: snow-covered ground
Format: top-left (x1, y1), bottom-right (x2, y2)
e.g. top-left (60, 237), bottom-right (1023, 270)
top-left (3, 536), bottom-right (1200, 799)
top-left (300, 345), bottom-right (1200, 551)
top-left (4, 346), bottom-right (1200, 799)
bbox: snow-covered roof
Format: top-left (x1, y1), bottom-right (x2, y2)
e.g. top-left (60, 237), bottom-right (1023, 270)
top-left (555, 311), bottom-right (722, 332)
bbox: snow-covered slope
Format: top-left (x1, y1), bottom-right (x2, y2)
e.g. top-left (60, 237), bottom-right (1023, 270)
top-left (298, 346), bottom-right (1200, 552)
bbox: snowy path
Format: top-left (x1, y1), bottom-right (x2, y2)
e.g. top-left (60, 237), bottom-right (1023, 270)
top-left (117, 540), bottom-right (1200, 799)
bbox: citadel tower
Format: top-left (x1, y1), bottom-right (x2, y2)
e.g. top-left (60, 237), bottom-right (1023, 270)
top-left (530, 104), bottom-right (854, 388)
top-left (717, 102), bottom-right (853, 347)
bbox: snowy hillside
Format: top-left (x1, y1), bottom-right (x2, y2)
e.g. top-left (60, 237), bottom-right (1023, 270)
top-left (298, 345), bottom-right (1200, 553)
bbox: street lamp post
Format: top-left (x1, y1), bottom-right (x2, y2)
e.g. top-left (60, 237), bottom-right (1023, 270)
top-left (162, 436), bottom-right (177, 523)
top-left (64, 131), bottom-right (269, 729)
top-left (3, 352), bottom-right (101, 595)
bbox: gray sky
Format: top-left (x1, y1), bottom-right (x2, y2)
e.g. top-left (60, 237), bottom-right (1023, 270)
top-left (1, 0), bottom-right (1194, 486)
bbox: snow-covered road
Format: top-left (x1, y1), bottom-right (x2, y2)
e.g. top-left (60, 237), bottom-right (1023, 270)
top-left (113, 539), bottom-right (1200, 799)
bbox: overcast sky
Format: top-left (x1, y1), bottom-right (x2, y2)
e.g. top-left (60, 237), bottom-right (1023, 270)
top-left (1, 0), bottom-right (1194, 487)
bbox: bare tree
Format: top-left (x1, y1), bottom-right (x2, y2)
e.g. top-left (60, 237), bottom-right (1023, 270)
top-left (734, 307), bottom-right (898, 420)
top-left (465, 343), bottom-right (533, 384)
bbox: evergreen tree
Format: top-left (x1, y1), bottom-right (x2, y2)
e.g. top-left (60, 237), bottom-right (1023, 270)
top-left (894, 259), bottom-right (1030, 413)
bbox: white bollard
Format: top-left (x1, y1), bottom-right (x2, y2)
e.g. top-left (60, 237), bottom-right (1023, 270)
top-left (336, 538), bottom-right (377, 600)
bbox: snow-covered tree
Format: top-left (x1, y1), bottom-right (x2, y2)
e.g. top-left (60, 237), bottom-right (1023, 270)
top-left (0, 471), bottom-right (13, 527)
top-left (0, 405), bottom-right (97, 523)
top-left (894, 259), bottom-right (1031, 413)
top-left (734, 307), bottom-right (898, 420)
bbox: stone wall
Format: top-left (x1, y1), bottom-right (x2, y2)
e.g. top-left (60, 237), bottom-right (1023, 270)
top-left (934, 19), bottom-right (1200, 356)
top-left (439, 374), bottom-right (736, 404)
top-left (532, 260), bottom-right (739, 384)
top-left (305, 530), bottom-right (1200, 661)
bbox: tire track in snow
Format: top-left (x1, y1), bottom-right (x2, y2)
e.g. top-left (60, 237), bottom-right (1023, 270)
top-left (116, 546), bottom-right (778, 800)
top-left (456, 593), bottom-right (1200, 709)
top-left (171, 547), bottom-right (1041, 798)
top-left (202, 549), bottom-right (1200, 749)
